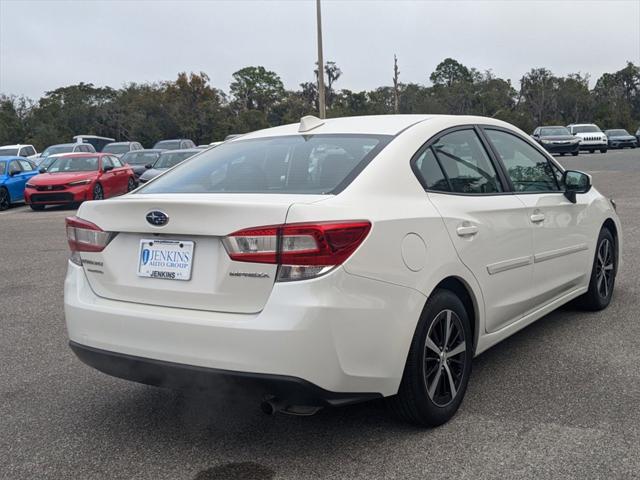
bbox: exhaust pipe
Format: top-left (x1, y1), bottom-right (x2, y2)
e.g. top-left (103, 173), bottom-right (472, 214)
top-left (260, 397), bottom-right (285, 415)
top-left (260, 397), bottom-right (322, 416)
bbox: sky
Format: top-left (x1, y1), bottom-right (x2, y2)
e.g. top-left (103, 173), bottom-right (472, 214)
top-left (1, 0), bottom-right (639, 99)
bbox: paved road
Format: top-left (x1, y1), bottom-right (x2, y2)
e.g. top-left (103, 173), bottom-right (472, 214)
top-left (1, 148), bottom-right (640, 479)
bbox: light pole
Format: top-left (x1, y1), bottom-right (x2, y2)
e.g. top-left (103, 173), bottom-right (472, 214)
top-left (316, 0), bottom-right (326, 119)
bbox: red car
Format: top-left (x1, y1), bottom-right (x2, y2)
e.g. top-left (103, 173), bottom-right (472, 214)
top-left (24, 153), bottom-right (136, 210)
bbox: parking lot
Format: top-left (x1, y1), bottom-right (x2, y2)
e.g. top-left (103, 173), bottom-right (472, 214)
top-left (1, 147), bottom-right (639, 479)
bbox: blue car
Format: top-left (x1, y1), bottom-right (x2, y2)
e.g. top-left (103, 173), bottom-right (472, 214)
top-left (0, 156), bottom-right (39, 210)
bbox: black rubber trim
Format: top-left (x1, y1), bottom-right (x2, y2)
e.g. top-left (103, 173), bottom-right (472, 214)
top-left (69, 341), bottom-right (382, 407)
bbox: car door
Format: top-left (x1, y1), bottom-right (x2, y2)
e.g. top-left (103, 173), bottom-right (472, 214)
top-left (99, 156), bottom-right (117, 198)
top-left (482, 127), bottom-right (592, 308)
top-left (109, 156), bottom-right (129, 194)
top-left (416, 127), bottom-right (536, 333)
top-left (17, 160), bottom-right (38, 192)
top-left (5, 160), bottom-right (28, 201)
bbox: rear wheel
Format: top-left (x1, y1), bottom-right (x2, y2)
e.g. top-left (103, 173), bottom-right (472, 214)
top-left (29, 204), bottom-right (45, 211)
top-left (589, 149), bottom-right (594, 153)
top-left (600, 149), bottom-right (608, 154)
top-left (387, 289), bottom-right (473, 427)
top-left (572, 151), bottom-right (579, 156)
top-left (93, 183), bottom-right (103, 200)
top-left (575, 228), bottom-right (617, 311)
top-left (0, 187), bottom-right (9, 211)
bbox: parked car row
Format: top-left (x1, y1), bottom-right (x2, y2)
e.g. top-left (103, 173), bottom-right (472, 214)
top-left (0, 145), bottom-right (203, 211)
top-left (533, 123), bottom-right (638, 155)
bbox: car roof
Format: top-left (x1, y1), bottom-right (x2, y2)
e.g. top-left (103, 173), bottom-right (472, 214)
top-left (159, 148), bottom-right (200, 154)
top-left (567, 123), bottom-right (598, 127)
top-left (234, 114), bottom-right (535, 141)
top-left (0, 156), bottom-right (26, 161)
top-left (45, 143), bottom-right (76, 148)
top-left (539, 125), bottom-right (566, 129)
top-left (0, 144), bottom-right (32, 148)
top-left (105, 141), bottom-right (137, 145)
top-left (124, 148), bottom-right (163, 153)
top-left (50, 152), bottom-right (105, 158)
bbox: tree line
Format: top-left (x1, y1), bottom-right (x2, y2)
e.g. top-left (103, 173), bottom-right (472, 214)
top-left (1, 58), bottom-right (639, 150)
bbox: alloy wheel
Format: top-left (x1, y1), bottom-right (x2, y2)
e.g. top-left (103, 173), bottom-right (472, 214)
top-left (0, 189), bottom-right (9, 211)
top-left (423, 309), bottom-right (467, 407)
top-left (93, 184), bottom-right (103, 200)
top-left (596, 238), bottom-right (614, 298)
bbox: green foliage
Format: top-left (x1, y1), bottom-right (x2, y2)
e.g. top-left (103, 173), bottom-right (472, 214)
top-left (1, 60), bottom-right (638, 151)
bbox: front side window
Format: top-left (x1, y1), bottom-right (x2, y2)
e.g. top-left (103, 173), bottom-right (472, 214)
top-left (141, 134), bottom-right (390, 195)
top-left (485, 129), bottom-right (560, 192)
top-left (8, 160), bottom-right (22, 173)
top-left (431, 129), bottom-right (503, 194)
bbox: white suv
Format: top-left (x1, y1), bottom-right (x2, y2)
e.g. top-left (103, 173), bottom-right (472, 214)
top-left (0, 144), bottom-right (38, 159)
top-left (64, 115), bottom-right (621, 426)
top-left (567, 123), bottom-right (608, 153)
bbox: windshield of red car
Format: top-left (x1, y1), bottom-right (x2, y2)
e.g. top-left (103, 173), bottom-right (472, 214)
top-left (47, 157), bottom-right (99, 173)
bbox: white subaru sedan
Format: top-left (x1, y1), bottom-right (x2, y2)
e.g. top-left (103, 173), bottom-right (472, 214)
top-left (64, 115), bottom-right (621, 426)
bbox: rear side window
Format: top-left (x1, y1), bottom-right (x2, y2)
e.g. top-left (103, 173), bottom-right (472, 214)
top-left (414, 148), bottom-right (449, 192)
top-left (432, 129), bottom-right (503, 194)
top-left (141, 134), bottom-right (391, 195)
top-left (484, 129), bottom-right (560, 192)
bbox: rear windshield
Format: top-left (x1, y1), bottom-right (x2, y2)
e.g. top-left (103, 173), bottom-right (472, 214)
top-left (48, 156), bottom-right (99, 172)
top-left (103, 144), bottom-right (131, 154)
top-left (122, 151), bottom-right (161, 165)
top-left (0, 148), bottom-right (19, 156)
top-left (140, 134), bottom-right (391, 195)
top-left (572, 125), bottom-right (601, 133)
top-left (154, 140), bottom-right (181, 150)
top-left (155, 151), bottom-right (197, 169)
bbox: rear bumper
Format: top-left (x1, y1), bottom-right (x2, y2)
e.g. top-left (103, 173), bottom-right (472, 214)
top-left (64, 262), bottom-right (425, 398)
top-left (69, 341), bottom-right (381, 407)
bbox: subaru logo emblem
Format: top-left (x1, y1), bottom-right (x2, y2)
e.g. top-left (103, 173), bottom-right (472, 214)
top-left (146, 210), bottom-right (169, 226)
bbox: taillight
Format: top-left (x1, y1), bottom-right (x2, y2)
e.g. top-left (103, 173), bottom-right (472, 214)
top-left (222, 221), bottom-right (371, 281)
top-left (65, 216), bottom-right (113, 265)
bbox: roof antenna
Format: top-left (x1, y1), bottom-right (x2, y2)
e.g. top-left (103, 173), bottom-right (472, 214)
top-left (298, 115), bottom-right (324, 133)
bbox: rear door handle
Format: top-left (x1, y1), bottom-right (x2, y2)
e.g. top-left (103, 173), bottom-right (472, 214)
top-left (530, 213), bottom-right (545, 223)
top-left (456, 225), bottom-right (479, 237)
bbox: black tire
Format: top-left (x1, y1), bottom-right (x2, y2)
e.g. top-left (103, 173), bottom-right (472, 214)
top-left (560, 152), bottom-right (566, 156)
top-left (0, 187), bottom-right (10, 211)
top-left (127, 177), bottom-right (136, 192)
top-left (572, 151), bottom-right (579, 156)
top-left (29, 204), bottom-right (45, 211)
top-left (575, 227), bottom-right (617, 311)
top-left (600, 149), bottom-right (608, 154)
top-left (93, 183), bottom-right (104, 200)
top-left (386, 289), bottom-right (473, 427)
top-left (589, 149), bottom-right (594, 154)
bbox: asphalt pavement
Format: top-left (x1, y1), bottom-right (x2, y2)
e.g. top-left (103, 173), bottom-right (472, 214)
top-left (1, 148), bottom-right (640, 479)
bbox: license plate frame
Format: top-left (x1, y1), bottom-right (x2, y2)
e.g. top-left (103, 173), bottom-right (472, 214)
top-left (137, 239), bottom-right (195, 281)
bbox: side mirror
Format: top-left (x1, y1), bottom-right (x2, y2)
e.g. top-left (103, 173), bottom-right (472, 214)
top-left (563, 170), bottom-right (591, 203)
top-left (532, 133), bottom-right (539, 138)
top-left (102, 165), bottom-right (114, 172)
top-left (145, 163), bottom-right (153, 169)
top-left (38, 168), bottom-right (47, 174)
